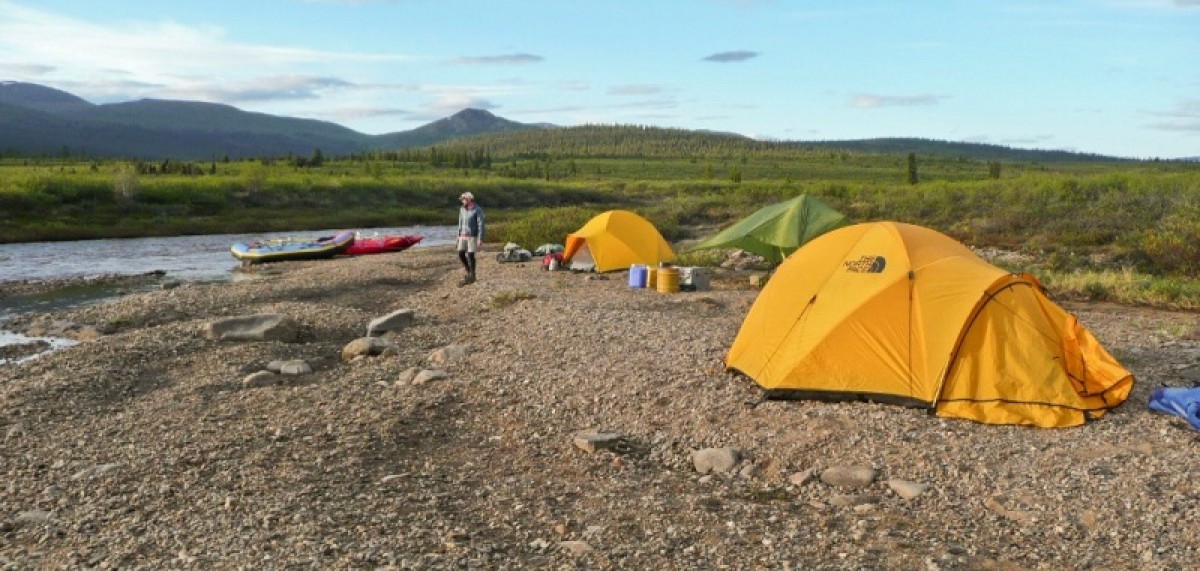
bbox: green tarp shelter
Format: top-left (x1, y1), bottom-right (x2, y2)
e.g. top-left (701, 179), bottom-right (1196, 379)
top-left (688, 194), bottom-right (849, 264)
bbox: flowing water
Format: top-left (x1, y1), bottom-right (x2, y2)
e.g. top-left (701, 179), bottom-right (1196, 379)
top-left (0, 225), bottom-right (457, 361)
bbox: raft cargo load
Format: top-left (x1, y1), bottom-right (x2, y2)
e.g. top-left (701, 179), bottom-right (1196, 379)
top-left (230, 230), bottom-right (356, 264)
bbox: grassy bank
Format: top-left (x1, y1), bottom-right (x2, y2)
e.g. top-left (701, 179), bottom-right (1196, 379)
top-left (1, 154), bottom-right (1197, 308)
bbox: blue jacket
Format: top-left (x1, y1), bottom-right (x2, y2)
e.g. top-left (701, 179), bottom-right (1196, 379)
top-left (458, 204), bottom-right (485, 240)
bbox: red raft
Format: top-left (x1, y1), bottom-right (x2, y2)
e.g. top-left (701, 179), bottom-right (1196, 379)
top-left (344, 234), bottom-right (424, 256)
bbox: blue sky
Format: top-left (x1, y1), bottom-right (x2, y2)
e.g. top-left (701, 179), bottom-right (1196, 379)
top-left (1, 0), bottom-right (1197, 159)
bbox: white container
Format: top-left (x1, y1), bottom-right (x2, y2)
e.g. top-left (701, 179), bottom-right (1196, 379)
top-left (679, 267), bottom-right (711, 291)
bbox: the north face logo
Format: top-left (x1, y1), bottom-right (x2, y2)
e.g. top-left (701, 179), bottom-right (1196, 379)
top-left (844, 255), bottom-right (887, 273)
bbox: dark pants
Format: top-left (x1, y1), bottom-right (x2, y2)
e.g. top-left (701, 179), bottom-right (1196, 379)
top-left (458, 250), bottom-right (476, 275)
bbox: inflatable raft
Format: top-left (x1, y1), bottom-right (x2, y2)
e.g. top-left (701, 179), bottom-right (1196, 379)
top-left (345, 234), bottom-right (423, 256)
top-left (230, 230), bottom-right (356, 264)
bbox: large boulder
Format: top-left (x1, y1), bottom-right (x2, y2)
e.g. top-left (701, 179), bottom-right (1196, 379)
top-left (429, 344), bottom-right (471, 365)
top-left (367, 309), bottom-right (416, 337)
top-left (204, 314), bottom-right (298, 342)
top-left (342, 337), bottom-right (398, 362)
top-left (692, 447), bottom-right (741, 474)
top-left (820, 465), bottom-right (878, 489)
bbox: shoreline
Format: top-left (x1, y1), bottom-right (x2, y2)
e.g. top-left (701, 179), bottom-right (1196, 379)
top-left (2, 246), bottom-right (1199, 568)
top-left (0, 270), bottom-right (178, 300)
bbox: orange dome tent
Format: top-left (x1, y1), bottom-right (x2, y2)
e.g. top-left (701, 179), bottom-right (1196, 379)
top-left (562, 210), bottom-right (675, 272)
top-left (726, 221), bottom-right (1134, 427)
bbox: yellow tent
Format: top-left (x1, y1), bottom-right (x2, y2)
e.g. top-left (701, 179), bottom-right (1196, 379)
top-left (562, 210), bottom-right (676, 272)
top-left (726, 221), bottom-right (1134, 428)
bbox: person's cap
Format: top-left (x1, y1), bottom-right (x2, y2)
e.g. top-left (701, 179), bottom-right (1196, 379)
top-left (459, 192), bottom-right (474, 201)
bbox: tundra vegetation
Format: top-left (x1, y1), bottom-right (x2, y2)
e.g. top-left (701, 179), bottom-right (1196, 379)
top-left (0, 126), bottom-right (1197, 308)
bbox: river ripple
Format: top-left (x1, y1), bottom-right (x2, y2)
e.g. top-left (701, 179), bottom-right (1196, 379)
top-left (0, 225), bottom-right (456, 321)
top-left (0, 225), bottom-right (456, 283)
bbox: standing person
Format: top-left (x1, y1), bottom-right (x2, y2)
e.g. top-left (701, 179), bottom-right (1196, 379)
top-left (456, 191), bottom-right (484, 286)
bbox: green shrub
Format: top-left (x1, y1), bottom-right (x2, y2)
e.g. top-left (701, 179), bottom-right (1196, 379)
top-left (1147, 280), bottom-right (1185, 304)
top-left (1140, 207), bottom-right (1200, 275)
top-left (0, 186), bottom-right (54, 212)
top-left (676, 249), bottom-right (726, 268)
top-left (1082, 281), bottom-right (1111, 302)
top-left (648, 213), bottom-right (681, 241)
top-left (498, 206), bottom-right (598, 247)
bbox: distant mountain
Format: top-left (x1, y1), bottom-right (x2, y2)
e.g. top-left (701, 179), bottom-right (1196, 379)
top-left (0, 82), bottom-right (543, 159)
top-left (439, 123), bottom-right (1137, 164)
top-left (0, 81), bottom-right (1146, 163)
top-left (0, 81), bottom-right (93, 114)
top-left (373, 108), bottom-right (533, 149)
top-left (796, 137), bottom-right (1129, 163)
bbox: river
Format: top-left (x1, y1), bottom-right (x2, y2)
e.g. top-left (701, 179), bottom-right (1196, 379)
top-left (0, 225), bottom-right (458, 284)
top-left (0, 225), bottom-right (457, 362)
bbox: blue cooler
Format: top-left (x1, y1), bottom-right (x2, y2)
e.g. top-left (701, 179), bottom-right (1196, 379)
top-left (628, 264), bottom-right (648, 288)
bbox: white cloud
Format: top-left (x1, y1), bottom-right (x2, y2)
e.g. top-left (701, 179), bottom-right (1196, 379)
top-left (1146, 99), bottom-right (1200, 132)
top-left (322, 106), bottom-right (412, 120)
top-left (1146, 118), bottom-right (1200, 132)
top-left (1155, 98), bottom-right (1200, 117)
top-left (610, 98), bottom-right (678, 110)
top-left (556, 81), bottom-right (589, 92)
top-left (449, 54), bottom-right (544, 65)
top-left (0, 1), bottom-right (410, 103)
top-left (608, 84), bottom-right (667, 96)
top-left (1000, 135), bottom-right (1056, 146)
top-left (161, 75), bottom-right (354, 103)
top-left (1108, 0), bottom-right (1200, 8)
top-left (851, 93), bottom-right (945, 108)
top-left (0, 62), bottom-right (55, 76)
top-left (298, 0), bottom-right (405, 4)
top-left (701, 50), bottom-right (760, 63)
top-left (418, 93), bottom-right (498, 118)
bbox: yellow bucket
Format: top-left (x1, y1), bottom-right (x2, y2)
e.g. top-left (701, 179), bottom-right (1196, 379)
top-left (646, 267), bottom-right (658, 290)
top-left (656, 267), bottom-right (680, 293)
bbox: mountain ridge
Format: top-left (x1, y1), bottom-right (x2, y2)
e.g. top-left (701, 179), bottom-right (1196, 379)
top-left (0, 82), bottom-right (536, 159)
top-left (0, 81), bottom-right (1143, 162)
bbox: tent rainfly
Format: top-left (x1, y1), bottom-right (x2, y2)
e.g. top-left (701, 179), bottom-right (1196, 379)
top-left (688, 194), bottom-right (848, 264)
top-left (725, 221), bottom-right (1134, 428)
top-left (562, 210), bottom-right (675, 272)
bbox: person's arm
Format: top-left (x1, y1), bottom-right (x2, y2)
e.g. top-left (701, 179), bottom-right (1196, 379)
top-left (477, 208), bottom-right (485, 243)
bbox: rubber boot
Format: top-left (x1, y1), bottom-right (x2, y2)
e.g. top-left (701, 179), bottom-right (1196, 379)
top-left (462, 254), bottom-right (477, 285)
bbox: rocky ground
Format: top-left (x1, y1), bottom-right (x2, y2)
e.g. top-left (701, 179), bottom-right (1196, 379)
top-left (1, 246), bottom-right (1198, 570)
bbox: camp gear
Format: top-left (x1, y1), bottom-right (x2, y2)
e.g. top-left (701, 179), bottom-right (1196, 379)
top-left (726, 221), bottom-right (1134, 428)
top-left (629, 264), bottom-right (649, 288)
top-left (498, 242), bottom-right (532, 262)
top-left (562, 210), bottom-right (675, 272)
top-left (679, 267), bottom-right (710, 291)
top-left (1149, 386), bottom-right (1200, 431)
top-left (689, 194), bottom-right (848, 265)
top-left (345, 234), bottom-right (423, 256)
top-left (497, 249), bottom-right (532, 262)
top-left (656, 266), bottom-right (681, 293)
top-left (230, 231), bottom-right (355, 264)
top-left (534, 244), bottom-right (564, 256)
top-left (542, 252), bottom-right (564, 271)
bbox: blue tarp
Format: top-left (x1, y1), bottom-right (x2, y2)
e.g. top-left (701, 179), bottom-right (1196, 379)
top-left (1148, 386), bottom-right (1200, 430)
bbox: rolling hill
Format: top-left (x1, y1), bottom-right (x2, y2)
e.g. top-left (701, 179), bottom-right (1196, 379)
top-left (0, 81), bottom-right (539, 160)
top-left (0, 81), bottom-right (1140, 163)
